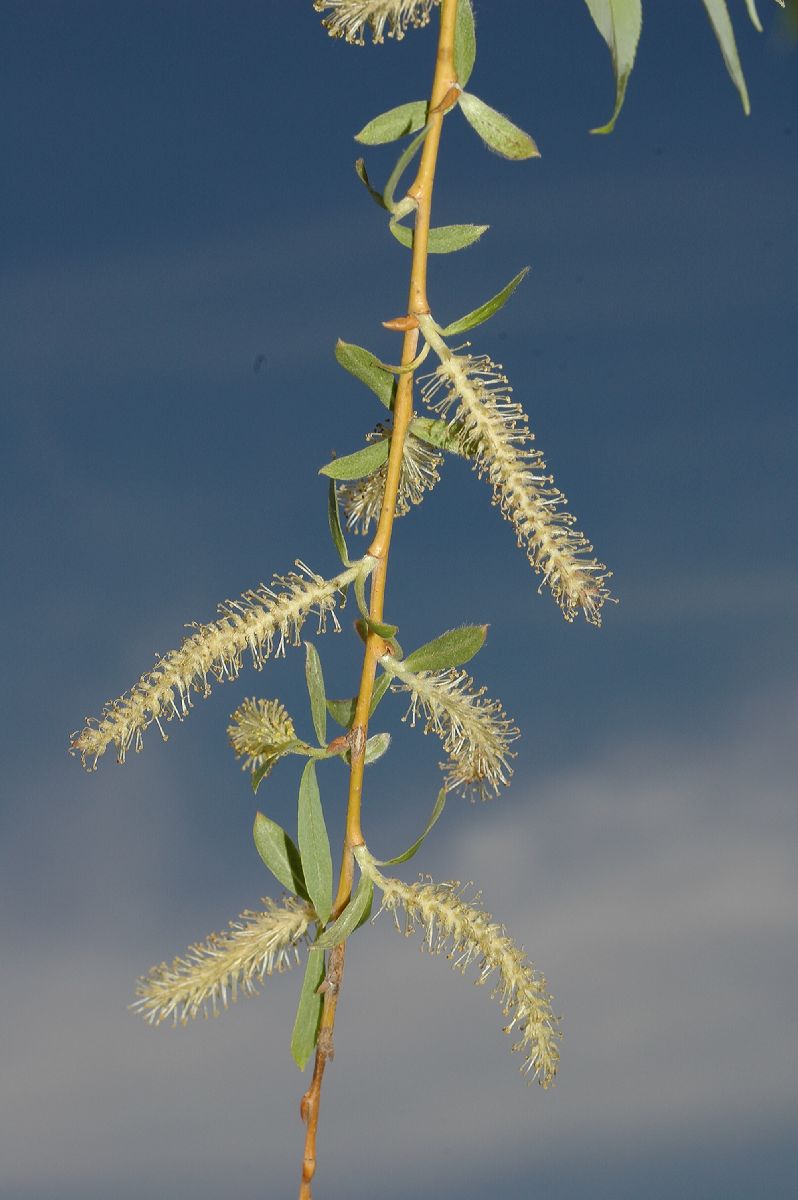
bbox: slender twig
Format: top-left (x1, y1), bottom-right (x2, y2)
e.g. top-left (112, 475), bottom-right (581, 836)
top-left (297, 3), bottom-right (460, 1195)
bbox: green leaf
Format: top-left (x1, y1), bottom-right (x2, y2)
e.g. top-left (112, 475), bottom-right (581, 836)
top-left (253, 812), bottom-right (309, 901)
top-left (326, 675), bottom-right (392, 729)
top-left (744, 0), bottom-right (784, 33)
top-left (328, 480), bottom-right (350, 567)
top-left (314, 875), bottom-right (374, 950)
top-left (291, 948), bottom-right (325, 1071)
top-left (335, 340), bottom-right (395, 409)
top-left (441, 267), bottom-right (530, 336)
top-left (251, 762), bottom-right (273, 794)
top-left (403, 625), bottom-right (489, 673)
top-left (371, 676), bottom-right (393, 715)
top-left (744, 0), bottom-right (763, 32)
top-left (354, 157), bottom-right (388, 210)
top-left (354, 574), bottom-right (369, 626)
top-left (250, 738), bottom-right (314, 794)
top-left (454, 0), bottom-right (477, 87)
top-left (356, 615), bottom-right (399, 640)
top-left (389, 221), bottom-right (489, 254)
top-left (355, 620), bottom-right (401, 665)
top-left (700, 0), bottom-right (751, 115)
top-left (584, 0), bottom-right (643, 133)
top-left (369, 673), bottom-right (392, 715)
top-left (409, 417), bottom-right (469, 457)
top-left (384, 126), bottom-right (428, 211)
top-left (458, 93), bottom-right (539, 160)
top-left (355, 100), bottom-right (428, 145)
top-left (304, 642), bottom-right (327, 747)
top-left (319, 439), bottom-right (390, 481)
top-left (381, 787), bottom-right (447, 865)
top-left (297, 762), bottom-right (333, 925)
top-left (326, 696), bottom-right (355, 727)
top-left (364, 732), bottom-right (391, 765)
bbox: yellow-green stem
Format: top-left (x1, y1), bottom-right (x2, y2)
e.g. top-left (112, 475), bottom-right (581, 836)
top-left (297, 4), bottom-right (460, 1198)
top-left (338, 0), bottom-right (458, 876)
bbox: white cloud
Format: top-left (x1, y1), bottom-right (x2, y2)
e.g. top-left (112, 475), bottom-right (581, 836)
top-left (3, 684), bottom-right (796, 1195)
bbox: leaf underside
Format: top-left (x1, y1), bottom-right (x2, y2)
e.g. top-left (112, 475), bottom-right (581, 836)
top-left (584, 0), bottom-right (643, 133)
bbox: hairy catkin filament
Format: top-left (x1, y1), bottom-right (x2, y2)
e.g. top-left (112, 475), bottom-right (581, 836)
top-left (421, 349), bottom-right (612, 625)
top-left (313, 0), bottom-right (441, 44)
top-left (70, 558), bottom-right (373, 769)
top-left (133, 897), bottom-right (314, 1026)
top-left (356, 847), bottom-right (560, 1086)
top-left (228, 697), bottom-right (299, 777)
top-left (381, 654), bottom-right (518, 798)
top-left (338, 425), bottom-right (443, 534)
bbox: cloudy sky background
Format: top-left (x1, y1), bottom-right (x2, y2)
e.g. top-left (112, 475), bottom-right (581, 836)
top-left (2, 2), bottom-right (797, 1197)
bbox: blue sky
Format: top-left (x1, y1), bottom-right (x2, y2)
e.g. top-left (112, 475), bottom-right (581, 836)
top-left (2, 3), bottom-right (797, 1198)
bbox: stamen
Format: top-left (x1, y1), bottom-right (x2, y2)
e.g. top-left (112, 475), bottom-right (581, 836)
top-left (313, 0), bottom-right (441, 45)
top-left (421, 353), bottom-right (613, 625)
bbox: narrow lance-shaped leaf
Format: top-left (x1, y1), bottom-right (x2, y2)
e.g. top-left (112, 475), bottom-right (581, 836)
top-left (370, 674), bottom-right (393, 714)
top-left (353, 567), bottom-right (369, 620)
top-left (389, 221), bottom-right (489, 254)
top-left (441, 267), bottom-right (530, 337)
top-left (384, 125), bottom-right (428, 211)
top-left (335, 340), bottom-right (395, 409)
top-left (403, 624), bottom-right (488, 673)
top-left (458, 93), bottom-right (539, 160)
top-left (747, 0), bottom-right (788, 27)
top-left (328, 480), bottom-right (350, 567)
top-left (253, 812), bottom-right (309, 901)
top-left (453, 0), bottom-right (477, 87)
top-left (356, 100), bottom-right (428, 145)
top-left (700, 0), bottom-right (751, 115)
top-left (304, 642), bottom-right (327, 747)
top-left (355, 157), bottom-right (388, 210)
top-left (314, 874), bottom-right (374, 950)
top-left (291, 947), bottom-right (325, 1071)
top-left (381, 787), bottom-right (447, 866)
top-left (583, 0), bottom-right (643, 133)
top-left (327, 674), bottom-right (391, 728)
top-left (319, 439), bottom-right (390, 481)
top-left (326, 696), bottom-right (356, 728)
top-left (744, 0), bottom-right (763, 31)
top-left (297, 761), bottom-right (333, 924)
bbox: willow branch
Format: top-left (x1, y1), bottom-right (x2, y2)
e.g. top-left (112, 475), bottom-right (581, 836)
top-left (297, 4), bottom-right (460, 1197)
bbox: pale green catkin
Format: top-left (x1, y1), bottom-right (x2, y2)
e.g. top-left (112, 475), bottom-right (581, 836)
top-left (133, 897), bottom-right (314, 1026)
top-left (381, 653), bottom-right (518, 798)
top-left (357, 847), bottom-right (560, 1087)
top-left (420, 342), bottom-right (612, 625)
top-left (71, 558), bottom-right (372, 769)
top-left (228, 697), bottom-right (299, 778)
